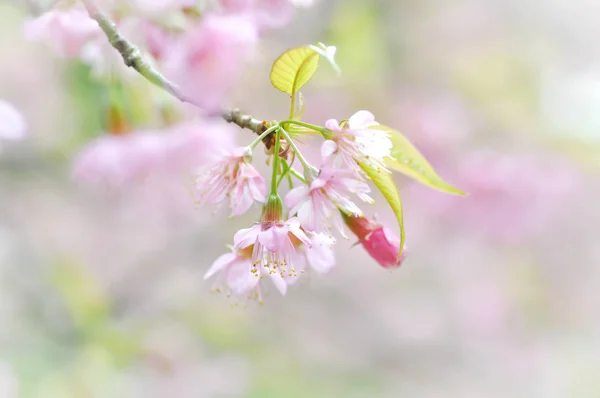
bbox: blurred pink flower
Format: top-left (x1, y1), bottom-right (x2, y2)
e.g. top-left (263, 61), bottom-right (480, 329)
top-left (325, 110), bottom-right (392, 172)
top-left (0, 101), bottom-right (26, 141)
top-left (285, 140), bottom-right (372, 235)
top-left (195, 147), bottom-right (266, 216)
top-left (130, 0), bottom-right (196, 18)
top-left (163, 14), bottom-right (258, 112)
top-left (344, 215), bottom-right (407, 269)
top-left (219, 0), bottom-right (313, 30)
top-left (411, 150), bottom-right (581, 243)
top-left (233, 217), bottom-right (311, 295)
top-left (73, 119), bottom-right (235, 187)
top-left (24, 6), bottom-right (101, 58)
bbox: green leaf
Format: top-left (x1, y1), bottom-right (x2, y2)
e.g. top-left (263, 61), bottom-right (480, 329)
top-left (374, 125), bottom-right (466, 196)
top-left (270, 46), bottom-right (320, 95)
top-left (357, 161), bottom-right (405, 258)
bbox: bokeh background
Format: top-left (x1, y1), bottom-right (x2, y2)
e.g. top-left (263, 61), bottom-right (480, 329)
top-left (2, 0), bottom-right (600, 396)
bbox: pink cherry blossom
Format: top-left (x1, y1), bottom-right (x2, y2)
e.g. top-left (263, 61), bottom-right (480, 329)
top-left (233, 217), bottom-right (311, 295)
top-left (163, 14), bottom-right (258, 112)
top-left (304, 232), bottom-right (336, 274)
top-left (204, 247), bottom-right (258, 297)
top-left (325, 110), bottom-right (392, 172)
top-left (24, 6), bottom-right (101, 58)
top-left (195, 147), bottom-right (266, 216)
top-left (344, 215), bottom-right (407, 269)
top-left (219, 0), bottom-right (314, 30)
top-left (73, 119), bottom-right (234, 187)
top-left (285, 140), bottom-right (372, 235)
top-left (0, 101), bottom-right (26, 141)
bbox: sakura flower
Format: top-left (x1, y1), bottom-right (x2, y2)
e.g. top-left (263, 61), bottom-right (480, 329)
top-left (163, 14), bottom-right (258, 112)
top-left (233, 217), bottom-right (311, 295)
top-left (285, 140), bottom-right (372, 235)
top-left (220, 0), bottom-right (295, 30)
top-left (344, 215), bottom-right (407, 269)
top-left (72, 132), bottom-right (165, 186)
top-left (195, 147), bottom-right (266, 216)
top-left (304, 232), bottom-right (336, 274)
top-left (0, 101), bottom-right (26, 141)
top-left (325, 110), bottom-right (392, 172)
top-left (24, 6), bottom-right (101, 58)
top-left (73, 117), bottom-right (235, 187)
top-left (204, 246), bottom-right (258, 296)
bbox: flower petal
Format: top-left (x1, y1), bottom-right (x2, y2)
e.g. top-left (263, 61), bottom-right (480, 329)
top-left (204, 252), bottom-right (236, 280)
top-left (233, 224), bottom-right (260, 249)
top-left (348, 110), bottom-right (378, 129)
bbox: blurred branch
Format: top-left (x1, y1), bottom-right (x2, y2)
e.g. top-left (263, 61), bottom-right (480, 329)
top-left (79, 0), bottom-right (266, 134)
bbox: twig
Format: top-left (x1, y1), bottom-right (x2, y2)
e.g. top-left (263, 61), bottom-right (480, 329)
top-left (80, 0), bottom-right (266, 134)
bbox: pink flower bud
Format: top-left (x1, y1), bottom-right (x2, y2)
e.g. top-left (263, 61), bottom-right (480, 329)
top-left (343, 214), bottom-right (407, 269)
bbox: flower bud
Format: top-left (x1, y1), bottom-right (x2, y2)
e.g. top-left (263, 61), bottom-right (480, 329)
top-left (343, 213), bottom-right (407, 269)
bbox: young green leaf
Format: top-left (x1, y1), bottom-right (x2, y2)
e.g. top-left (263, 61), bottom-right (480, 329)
top-left (357, 160), bottom-right (405, 259)
top-left (270, 46), bottom-right (320, 95)
top-left (373, 125), bottom-right (466, 196)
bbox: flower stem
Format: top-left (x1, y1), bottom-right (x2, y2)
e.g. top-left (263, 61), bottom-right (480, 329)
top-left (247, 124), bottom-right (279, 151)
top-left (278, 127), bottom-right (317, 178)
top-left (270, 128), bottom-right (281, 195)
top-left (288, 168), bottom-right (308, 184)
top-left (280, 120), bottom-right (327, 135)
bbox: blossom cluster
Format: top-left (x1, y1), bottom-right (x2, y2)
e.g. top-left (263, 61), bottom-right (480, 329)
top-left (17, 0), bottom-right (459, 303)
top-left (199, 110), bottom-right (407, 301)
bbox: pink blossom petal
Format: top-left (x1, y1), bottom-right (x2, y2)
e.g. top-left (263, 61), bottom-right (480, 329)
top-left (204, 252), bottom-right (236, 280)
top-left (305, 233), bottom-right (335, 274)
top-left (348, 110), bottom-right (378, 129)
top-left (325, 119), bottom-right (341, 131)
top-left (285, 186), bottom-right (309, 212)
top-left (269, 271), bottom-right (288, 295)
top-left (225, 258), bottom-right (258, 295)
top-left (233, 224), bottom-right (261, 248)
top-left (320, 140), bottom-right (337, 161)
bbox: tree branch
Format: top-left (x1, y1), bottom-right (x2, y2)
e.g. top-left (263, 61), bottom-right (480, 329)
top-left (80, 0), bottom-right (266, 134)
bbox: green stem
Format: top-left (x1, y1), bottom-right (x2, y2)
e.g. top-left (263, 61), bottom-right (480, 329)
top-left (247, 124), bottom-right (279, 150)
top-left (288, 168), bottom-right (308, 184)
top-left (280, 120), bottom-right (327, 135)
top-left (278, 127), bottom-right (316, 176)
top-left (270, 129), bottom-right (281, 194)
top-left (288, 93), bottom-right (296, 120)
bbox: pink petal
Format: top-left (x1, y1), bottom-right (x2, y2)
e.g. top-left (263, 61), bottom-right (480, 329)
top-left (204, 252), bottom-right (236, 280)
top-left (225, 258), bottom-right (258, 295)
top-left (348, 110), bottom-right (378, 129)
top-left (287, 218), bottom-right (311, 246)
top-left (320, 140), bottom-right (337, 162)
top-left (285, 186), bottom-right (309, 212)
top-left (305, 233), bottom-right (336, 274)
top-left (325, 119), bottom-right (341, 131)
top-left (233, 224), bottom-right (261, 249)
top-left (269, 271), bottom-right (288, 295)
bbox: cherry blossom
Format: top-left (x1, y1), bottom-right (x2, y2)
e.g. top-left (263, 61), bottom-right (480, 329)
top-left (163, 14), bottom-right (258, 112)
top-left (195, 147), bottom-right (267, 216)
top-left (325, 110), bottom-right (392, 172)
top-left (285, 140), bottom-right (372, 236)
top-left (233, 217), bottom-right (310, 295)
top-left (24, 6), bottom-right (101, 58)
